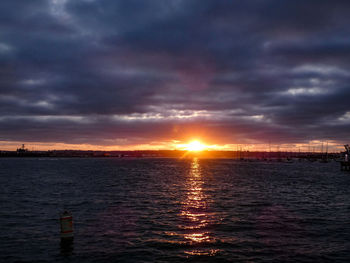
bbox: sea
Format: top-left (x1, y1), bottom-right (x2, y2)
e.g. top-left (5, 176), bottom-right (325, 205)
top-left (0, 158), bottom-right (349, 262)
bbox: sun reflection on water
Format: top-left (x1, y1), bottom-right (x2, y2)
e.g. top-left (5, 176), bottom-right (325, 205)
top-left (179, 158), bottom-right (218, 256)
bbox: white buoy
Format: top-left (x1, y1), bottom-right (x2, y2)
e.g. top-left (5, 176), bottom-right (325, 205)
top-left (60, 211), bottom-right (73, 240)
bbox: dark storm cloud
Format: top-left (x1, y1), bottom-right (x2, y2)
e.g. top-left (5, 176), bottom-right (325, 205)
top-left (1, 0), bottom-right (350, 147)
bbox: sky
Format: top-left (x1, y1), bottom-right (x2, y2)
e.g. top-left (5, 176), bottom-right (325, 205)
top-left (0, 0), bottom-right (350, 151)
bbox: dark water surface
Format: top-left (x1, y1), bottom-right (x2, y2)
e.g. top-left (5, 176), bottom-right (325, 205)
top-left (0, 158), bottom-right (349, 262)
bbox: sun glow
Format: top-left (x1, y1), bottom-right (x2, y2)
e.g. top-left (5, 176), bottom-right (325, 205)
top-left (184, 140), bottom-right (207, 151)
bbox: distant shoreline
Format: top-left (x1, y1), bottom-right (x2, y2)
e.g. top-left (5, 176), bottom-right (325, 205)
top-left (0, 149), bottom-right (341, 159)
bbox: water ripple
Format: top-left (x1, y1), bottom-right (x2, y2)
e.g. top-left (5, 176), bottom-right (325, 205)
top-left (0, 158), bottom-right (349, 262)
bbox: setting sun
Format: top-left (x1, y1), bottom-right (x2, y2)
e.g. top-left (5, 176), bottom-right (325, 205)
top-left (184, 140), bottom-right (207, 151)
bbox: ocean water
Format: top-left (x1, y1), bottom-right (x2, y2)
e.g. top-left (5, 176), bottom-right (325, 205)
top-left (0, 158), bottom-right (349, 262)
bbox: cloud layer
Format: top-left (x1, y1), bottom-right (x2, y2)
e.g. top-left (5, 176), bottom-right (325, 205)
top-left (1, 0), bottom-right (350, 149)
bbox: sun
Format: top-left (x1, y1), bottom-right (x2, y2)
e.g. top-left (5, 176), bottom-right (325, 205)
top-left (184, 140), bottom-right (207, 151)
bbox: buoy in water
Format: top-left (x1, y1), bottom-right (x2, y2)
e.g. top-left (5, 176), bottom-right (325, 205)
top-left (60, 211), bottom-right (73, 240)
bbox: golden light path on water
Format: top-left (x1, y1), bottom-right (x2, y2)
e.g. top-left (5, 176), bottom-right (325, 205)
top-left (179, 158), bottom-right (219, 256)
